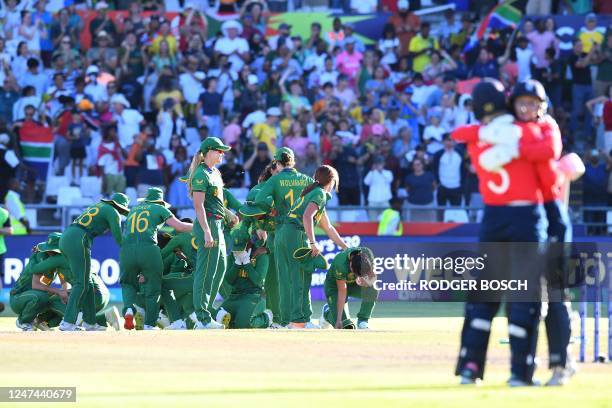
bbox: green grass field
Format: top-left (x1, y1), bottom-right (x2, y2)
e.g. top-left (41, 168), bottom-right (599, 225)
top-left (0, 302), bottom-right (610, 407)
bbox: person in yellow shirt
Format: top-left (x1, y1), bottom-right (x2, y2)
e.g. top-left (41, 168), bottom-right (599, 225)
top-left (408, 22), bottom-right (439, 74)
top-left (579, 13), bottom-right (604, 54)
top-left (150, 21), bottom-right (178, 56)
top-left (251, 107), bottom-right (280, 154)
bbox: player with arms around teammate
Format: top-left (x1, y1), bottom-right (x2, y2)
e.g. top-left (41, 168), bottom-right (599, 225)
top-left (188, 137), bottom-right (232, 329)
top-left (121, 187), bottom-right (192, 330)
top-left (58, 193), bottom-right (130, 331)
top-left (287, 165), bottom-right (348, 328)
top-left (452, 80), bottom-right (548, 387)
top-left (320, 247), bottom-right (378, 330)
top-left (253, 147), bottom-right (313, 328)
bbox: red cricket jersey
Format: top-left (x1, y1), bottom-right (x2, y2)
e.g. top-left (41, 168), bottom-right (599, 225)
top-left (452, 123), bottom-right (546, 205)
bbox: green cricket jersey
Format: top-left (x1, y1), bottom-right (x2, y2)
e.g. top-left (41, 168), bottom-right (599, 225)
top-left (72, 202), bottom-right (123, 244)
top-left (246, 184), bottom-right (275, 232)
top-left (161, 232), bottom-right (198, 268)
top-left (122, 202), bottom-right (173, 245)
top-left (191, 164), bottom-right (225, 217)
top-left (324, 247), bottom-right (373, 294)
top-left (28, 253), bottom-right (72, 284)
top-left (254, 168), bottom-right (313, 224)
top-left (11, 251), bottom-right (51, 294)
top-left (287, 186), bottom-right (330, 229)
top-left (225, 254), bottom-right (269, 295)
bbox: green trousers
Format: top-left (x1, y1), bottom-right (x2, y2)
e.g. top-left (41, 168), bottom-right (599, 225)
top-left (193, 219), bottom-right (227, 324)
top-left (10, 290), bottom-right (50, 323)
top-left (41, 276), bottom-right (110, 327)
top-left (59, 226), bottom-right (96, 325)
top-left (120, 243), bottom-right (163, 326)
top-left (274, 223), bottom-right (309, 325)
top-left (221, 293), bottom-right (270, 328)
top-left (324, 284), bottom-right (378, 327)
top-left (264, 233), bottom-right (280, 324)
top-left (161, 272), bottom-right (194, 322)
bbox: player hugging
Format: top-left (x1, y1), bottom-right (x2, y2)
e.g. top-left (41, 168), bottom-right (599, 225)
top-left (11, 141), bottom-right (378, 333)
top-left (452, 79), bottom-right (584, 387)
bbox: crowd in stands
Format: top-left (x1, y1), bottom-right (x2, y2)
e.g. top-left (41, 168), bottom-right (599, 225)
top-left (0, 0), bottom-right (611, 224)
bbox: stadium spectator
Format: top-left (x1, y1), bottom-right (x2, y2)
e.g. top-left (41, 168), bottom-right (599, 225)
top-left (89, 2), bottom-right (117, 47)
top-left (568, 39), bottom-right (596, 137)
top-left (408, 22), bottom-right (439, 74)
top-left (404, 157), bottom-right (436, 222)
top-left (578, 13), bottom-right (603, 54)
top-left (97, 125), bottom-right (126, 196)
top-left (432, 135), bottom-right (463, 209)
top-left (244, 141), bottom-right (272, 189)
top-left (111, 93), bottom-right (144, 149)
top-left (594, 31), bottom-right (612, 97)
top-left (364, 155), bottom-right (393, 220)
top-left (219, 149), bottom-right (245, 188)
top-left (387, 0), bottom-right (419, 57)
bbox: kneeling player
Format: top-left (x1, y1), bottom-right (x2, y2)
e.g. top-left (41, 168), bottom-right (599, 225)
top-left (320, 247), bottom-right (378, 330)
top-left (214, 222), bottom-right (273, 329)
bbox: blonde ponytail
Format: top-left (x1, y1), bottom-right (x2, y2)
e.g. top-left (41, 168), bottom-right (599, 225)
top-left (187, 152), bottom-right (204, 198)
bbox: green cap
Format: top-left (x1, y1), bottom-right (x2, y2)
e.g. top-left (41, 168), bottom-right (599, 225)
top-left (199, 137), bottom-right (231, 154)
top-left (293, 247), bottom-right (329, 270)
top-left (101, 192), bottom-right (130, 215)
top-left (273, 146), bottom-right (294, 161)
top-left (38, 233), bottom-right (62, 253)
top-left (231, 223), bottom-right (251, 252)
top-left (139, 187), bottom-right (171, 208)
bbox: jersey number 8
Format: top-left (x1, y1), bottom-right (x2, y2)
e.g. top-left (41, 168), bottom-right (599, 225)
top-left (77, 207), bottom-right (100, 227)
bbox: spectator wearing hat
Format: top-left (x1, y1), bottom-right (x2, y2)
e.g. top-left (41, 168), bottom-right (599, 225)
top-left (90, 2), bottom-right (117, 47)
top-left (83, 65), bottom-right (108, 103)
top-left (86, 30), bottom-right (119, 73)
top-left (252, 107), bottom-right (280, 154)
top-left (111, 93), bottom-right (144, 149)
top-left (244, 141), bottom-right (271, 188)
top-left (387, 0), bottom-right (420, 57)
top-left (269, 23), bottom-right (293, 51)
top-left (215, 20), bottom-right (250, 73)
top-left (335, 37), bottom-right (363, 82)
top-left (578, 13), bottom-right (603, 54)
top-left (364, 155), bottom-right (393, 220)
top-left (408, 22), bottom-right (439, 74)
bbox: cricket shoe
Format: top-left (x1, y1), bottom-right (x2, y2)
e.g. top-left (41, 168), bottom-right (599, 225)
top-left (134, 305), bottom-right (145, 330)
top-left (304, 321), bottom-right (320, 329)
top-left (287, 322), bottom-right (306, 329)
top-left (263, 309), bottom-right (274, 327)
top-left (157, 311), bottom-right (171, 329)
top-left (507, 375), bottom-right (540, 387)
top-left (33, 317), bottom-right (52, 331)
top-left (194, 320), bottom-right (225, 329)
top-left (82, 323), bottom-right (107, 331)
top-left (215, 308), bottom-right (232, 329)
top-left (166, 319), bottom-right (187, 330)
top-left (144, 325), bottom-right (160, 330)
top-left (357, 320), bottom-right (369, 330)
top-left (459, 362), bottom-right (481, 385)
top-left (16, 320), bottom-right (34, 331)
top-left (124, 309), bottom-right (135, 330)
top-left (59, 321), bottom-right (82, 331)
top-left (104, 306), bottom-right (121, 331)
top-left (268, 323), bottom-right (285, 329)
top-left (545, 366), bottom-right (575, 386)
top-left (319, 304), bottom-right (332, 329)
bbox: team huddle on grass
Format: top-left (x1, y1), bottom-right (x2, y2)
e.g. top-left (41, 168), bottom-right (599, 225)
top-left (10, 139), bottom-right (378, 332)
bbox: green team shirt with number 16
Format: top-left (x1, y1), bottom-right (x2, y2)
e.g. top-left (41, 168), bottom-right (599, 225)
top-left (122, 203), bottom-right (173, 245)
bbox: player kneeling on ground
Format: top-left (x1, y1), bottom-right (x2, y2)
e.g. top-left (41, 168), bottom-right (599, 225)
top-left (320, 247), bottom-right (378, 330)
top-left (214, 221), bottom-right (273, 329)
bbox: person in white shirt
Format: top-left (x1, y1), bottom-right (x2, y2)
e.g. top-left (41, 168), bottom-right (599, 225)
top-left (433, 135), bottom-right (463, 208)
top-left (515, 36), bottom-right (534, 82)
top-left (111, 93), bottom-right (144, 149)
top-left (178, 55), bottom-right (205, 106)
top-left (385, 107), bottom-right (409, 138)
top-left (84, 65), bottom-right (108, 103)
top-left (422, 110), bottom-right (445, 155)
top-left (364, 156), bottom-right (394, 221)
top-left (268, 23), bottom-right (293, 51)
top-left (453, 94), bottom-right (476, 127)
top-left (214, 20), bottom-right (250, 73)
